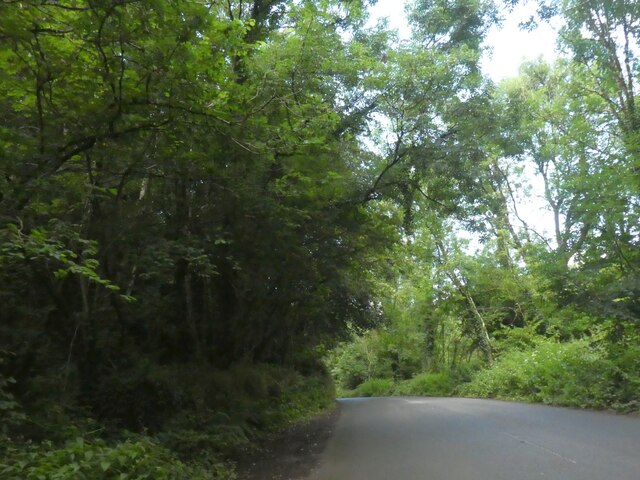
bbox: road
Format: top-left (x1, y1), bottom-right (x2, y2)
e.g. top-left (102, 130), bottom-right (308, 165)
top-left (307, 397), bottom-right (640, 480)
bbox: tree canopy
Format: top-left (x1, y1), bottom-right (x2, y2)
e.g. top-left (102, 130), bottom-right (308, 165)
top-left (1, 0), bottom-right (639, 478)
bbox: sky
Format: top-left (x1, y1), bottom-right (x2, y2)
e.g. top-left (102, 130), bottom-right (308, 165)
top-left (368, 0), bottom-right (559, 81)
top-left (481, 3), bottom-right (559, 81)
top-left (366, 0), bottom-right (561, 241)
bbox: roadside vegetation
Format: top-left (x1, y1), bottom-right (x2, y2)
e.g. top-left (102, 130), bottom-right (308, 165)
top-left (334, 333), bottom-right (640, 413)
top-left (1, 359), bottom-right (334, 479)
top-left (1, 0), bottom-right (639, 478)
top-left (327, 0), bottom-right (640, 415)
top-left (330, 234), bottom-right (640, 411)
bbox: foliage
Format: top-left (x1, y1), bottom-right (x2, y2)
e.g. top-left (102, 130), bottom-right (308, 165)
top-left (0, 355), bottom-right (25, 436)
top-left (0, 0), bottom-right (388, 471)
top-left (458, 338), bottom-right (629, 409)
top-left (329, 331), bottom-right (411, 391)
top-left (608, 343), bottom-right (640, 412)
top-left (2, 0), bottom-right (640, 476)
top-left (329, 1), bottom-right (639, 415)
top-left (0, 361), bottom-right (335, 479)
top-left (0, 437), bottom-right (234, 480)
top-left (348, 378), bottom-right (396, 398)
top-left (395, 372), bottom-right (456, 397)
top-left (329, 313), bottom-right (434, 391)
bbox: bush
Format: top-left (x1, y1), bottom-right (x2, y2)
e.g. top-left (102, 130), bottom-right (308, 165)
top-left (328, 329), bottom-right (425, 391)
top-left (347, 378), bottom-right (395, 397)
top-left (275, 374), bottom-right (335, 424)
top-left (90, 371), bottom-right (179, 433)
top-left (608, 343), bottom-right (640, 412)
top-left (458, 339), bottom-right (619, 408)
top-left (157, 410), bottom-right (250, 459)
top-left (0, 362), bottom-right (337, 480)
top-left (395, 372), bottom-right (455, 397)
top-left (0, 378), bottom-right (25, 436)
top-left (0, 436), bottom-right (236, 480)
top-left (328, 335), bottom-right (391, 390)
top-left (145, 362), bottom-right (334, 433)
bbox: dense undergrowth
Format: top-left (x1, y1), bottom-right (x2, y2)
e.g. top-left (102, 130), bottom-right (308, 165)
top-left (334, 336), bottom-right (640, 413)
top-left (459, 338), bottom-right (640, 411)
top-left (0, 363), bottom-right (335, 479)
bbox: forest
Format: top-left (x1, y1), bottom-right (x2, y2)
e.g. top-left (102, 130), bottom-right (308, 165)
top-left (0, 0), bottom-right (638, 478)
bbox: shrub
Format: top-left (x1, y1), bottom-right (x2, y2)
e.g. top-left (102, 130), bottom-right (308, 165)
top-left (349, 378), bottom-right (394, 397)
top-left (90, 372), bottom-right (179, 433)
top-left (0, 436), bottom-right (236, 480)
top-left (458, 339), bottom-right (619, 408)
top-left (328, 335), bottom-right (391, 390)
top-left (0, 362), bottom-right (337, 480)
top-left (147, 362), bottom-right (335, 432)
top-left (157, 410), bottom-right (250, 459)
top-left (608, 343), bottom-right (640, 412)
top-left (0, 378), bottom-right (24, 436)
top-left (328, 329), bottom-right (425, 391)
top-left (276, 374), bottom-right (335, 423)
top-left (395, 372), bottom-right (455, 397)
top-left (0, 353), bottom-right (26, 437)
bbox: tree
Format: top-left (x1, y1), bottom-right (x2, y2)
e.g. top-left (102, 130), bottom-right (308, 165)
top-left (0, 0), bottom-right (399, 428)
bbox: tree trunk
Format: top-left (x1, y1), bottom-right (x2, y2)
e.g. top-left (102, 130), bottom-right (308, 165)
top-left (435, 239), bottom-right (493, 364)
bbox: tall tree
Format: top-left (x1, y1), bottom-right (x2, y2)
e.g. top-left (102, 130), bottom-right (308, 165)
top-left (0, 0), bottom-right (399, 427)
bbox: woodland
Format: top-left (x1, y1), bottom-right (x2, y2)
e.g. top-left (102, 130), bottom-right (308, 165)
top-left (0, 0), bottom-right (638, 478)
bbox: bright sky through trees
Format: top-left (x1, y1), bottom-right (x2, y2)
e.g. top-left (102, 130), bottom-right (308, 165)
top-left (481, 2), bottom-right (559, 81)
top-left (368, 0), bottom-right (560, 240)
top-left (369, 0), bottom-right (559, 81)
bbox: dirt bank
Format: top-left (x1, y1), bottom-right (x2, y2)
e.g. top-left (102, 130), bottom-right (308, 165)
top-left (237, 404), bottom-right (340, 480)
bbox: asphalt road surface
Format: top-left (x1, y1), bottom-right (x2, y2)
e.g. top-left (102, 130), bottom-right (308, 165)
top-left (308, 397), bottom-right (640, 480)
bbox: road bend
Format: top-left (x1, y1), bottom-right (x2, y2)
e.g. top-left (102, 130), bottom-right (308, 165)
top-left (308, 397), bottom-right (640, 480)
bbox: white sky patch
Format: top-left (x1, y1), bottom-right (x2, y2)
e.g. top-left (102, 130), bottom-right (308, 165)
top-left (503, 159), bottom-right (556, 245)
top-left (368, 0), bottom-right (560, 75)
top-left (481, 2), bottom-right (559, 82)
top-left (367, 0), bottom-right (411, 39)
